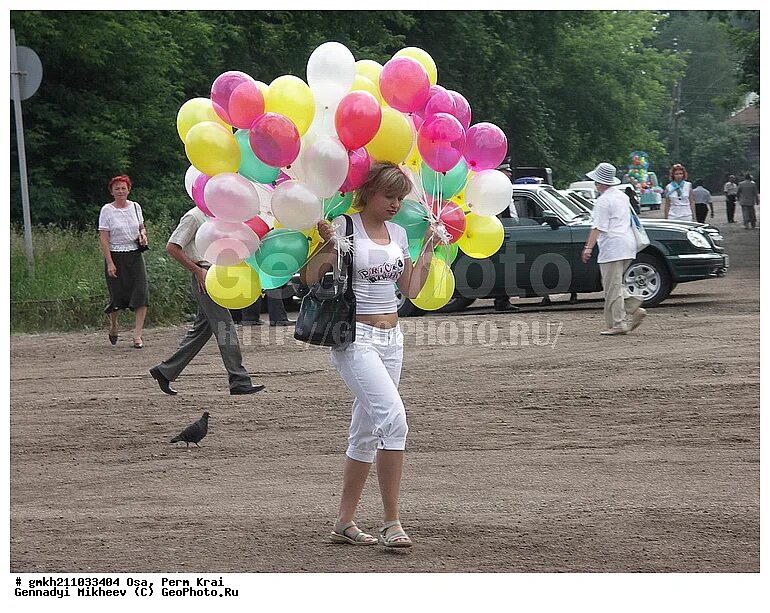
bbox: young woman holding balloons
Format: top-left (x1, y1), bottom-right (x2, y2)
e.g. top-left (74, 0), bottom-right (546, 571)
top-left (300, 162), bottom-right (438, 548)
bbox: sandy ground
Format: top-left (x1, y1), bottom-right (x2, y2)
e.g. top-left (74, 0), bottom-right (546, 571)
top-left (10, 198), bottom-right (759, 572)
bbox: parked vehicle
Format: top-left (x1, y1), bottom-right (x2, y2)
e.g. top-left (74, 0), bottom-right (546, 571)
top-left (566, 180), bottom-right (599, 201)
top-left (398, 184), bottom-right (728, 316)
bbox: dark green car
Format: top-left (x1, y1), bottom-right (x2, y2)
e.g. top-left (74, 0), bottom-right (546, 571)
top-left (399, 184), bottom-right (729, 316)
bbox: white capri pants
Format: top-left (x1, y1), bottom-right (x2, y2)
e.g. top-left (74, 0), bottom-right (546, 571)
top-left (330, 322), bottom-right (407, 463)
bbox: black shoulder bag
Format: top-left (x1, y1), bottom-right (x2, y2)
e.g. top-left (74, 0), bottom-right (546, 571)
top-left (293, 214), bottom-right (356, 348)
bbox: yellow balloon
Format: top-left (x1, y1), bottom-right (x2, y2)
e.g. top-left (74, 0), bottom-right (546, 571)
top-left (355, 59), bottom-right (383, 85)
top-left (184, 122), bottom-right (240, 176)
top-left (350, 74), bottom-right (381, 104)
top-left (404, 141), bottom-right (422, 173)
top-left (256, 80), bottom-right (269, 98)
top-left (306, 227), bottom-right (324, 256)
top-left (394, 47), bottom-right (438, 86)
top-left (265, 75), bottom-right (315, 135)
top-left (457, 213), bottom-right (504, 259)
top-left (365, 107), bottom-right (414, 164)
top-left (176, 98), bottom-right (231, 143)
top-left (411, 257), bottom-right (455, 311)
top-left (205, 262), bottom-right (262, 309)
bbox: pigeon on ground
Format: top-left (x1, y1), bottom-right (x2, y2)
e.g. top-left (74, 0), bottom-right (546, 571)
top-left (170, 411), bottom-right (210, 447)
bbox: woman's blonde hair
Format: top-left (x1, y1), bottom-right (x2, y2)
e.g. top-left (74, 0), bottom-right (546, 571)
top-left (351, 162), bottom-right (412, 211)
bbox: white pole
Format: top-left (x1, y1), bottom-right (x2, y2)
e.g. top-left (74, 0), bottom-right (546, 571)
top-left (10, 28), bottom-right (35, 277)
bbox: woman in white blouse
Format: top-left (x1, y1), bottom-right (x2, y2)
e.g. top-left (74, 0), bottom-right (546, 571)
top-left (301, 162), bottom-right (435, 548)
top-left (663, 164), bottom-right (696, 221)
top-left (98, 175), bottom-right (149, 348)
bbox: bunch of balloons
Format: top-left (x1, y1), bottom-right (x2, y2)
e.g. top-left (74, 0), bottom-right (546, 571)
top-left (176, 42), bottom-right (512, 311)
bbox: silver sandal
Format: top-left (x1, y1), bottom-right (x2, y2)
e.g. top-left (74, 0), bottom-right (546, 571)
top-left (330, 520), bottom-right (377, 545)
top-left (378, 520), bottom-right (413, 548)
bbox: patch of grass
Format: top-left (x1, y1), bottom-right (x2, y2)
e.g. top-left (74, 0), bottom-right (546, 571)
top-left (11, 217), bottom-right (195, 333)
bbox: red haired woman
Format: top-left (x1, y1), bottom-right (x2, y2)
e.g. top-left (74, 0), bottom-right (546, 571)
top-left (663, 164), bottom-right (696, 221)
top-left (98, 175), bottom-right (149, 348)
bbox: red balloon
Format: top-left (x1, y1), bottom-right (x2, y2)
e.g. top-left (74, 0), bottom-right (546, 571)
top-left (417, 112), bottom-right (466, 173)
top-left (192, 173), bottom-right (214, 217)
top-left (340, 147), bottom-right (371, 193)
top-left (464, 122), bottom-right (508, 171)
top-left (436, 201), bottom-right (466, 244)
top-left (244, 214), bottom-right (271, 239)
top-left (228, 80), bottom-right (265, 130)
top-left (335, 91), bottom-right (382, 151)
top-left (423, 85), bottom-right (455, 118)
top-left (448, 90), bottom-right (471, 130)
top-left (249, 113), bottom-right (301, 168)
top-left (379, 57), bottom-right (431, 113)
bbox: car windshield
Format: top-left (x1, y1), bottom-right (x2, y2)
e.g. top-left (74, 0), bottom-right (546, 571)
top-left (539, 186), bottom-right (585, 221)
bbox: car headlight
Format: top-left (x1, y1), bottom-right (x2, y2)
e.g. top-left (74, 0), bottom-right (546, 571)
top-left (687, 230), bottom-right (711, 249)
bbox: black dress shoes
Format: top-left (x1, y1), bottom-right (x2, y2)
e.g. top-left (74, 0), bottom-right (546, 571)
top-left (270, 320), bottom-right (295, 327)
top-left (230, 384), bottom-right (266, 395)
top-left (149, 366), bottom-right (177, 395)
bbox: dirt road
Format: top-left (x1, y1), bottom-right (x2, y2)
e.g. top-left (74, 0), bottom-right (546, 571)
top-left (10, 199), bottom-right (759, 572)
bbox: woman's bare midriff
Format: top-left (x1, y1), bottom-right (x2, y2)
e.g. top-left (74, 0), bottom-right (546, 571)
top-left (357, 313), bottom-right (399, 329)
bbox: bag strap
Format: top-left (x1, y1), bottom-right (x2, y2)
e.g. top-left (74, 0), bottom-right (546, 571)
top-left (343, 214), bottom-right (354, 293)
top-left (133, 202), bottom-right (144, 228)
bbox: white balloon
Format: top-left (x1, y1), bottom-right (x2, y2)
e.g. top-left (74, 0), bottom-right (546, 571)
top-left (184, 165), bottom-right (202, 199)
top-left (306, 41), bottom-right (356, 109)
top-left (302, 137), bottom-right (349, 199)
top-left (203, 173), bottom-right (260, 222)
top-left (251, 181), bottom-right (275, 216)
top-left (271, 180), bottom-right (323, 231)
top-left (308, 100), bottom-right (339, 138)
top-left (465, 169), bottom-right (513, 216)
top-left (195, 219), bottom-right (260, 266)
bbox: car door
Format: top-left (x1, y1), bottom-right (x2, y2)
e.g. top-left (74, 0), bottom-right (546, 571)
top-left (495, 193), bottom-right (575, 296)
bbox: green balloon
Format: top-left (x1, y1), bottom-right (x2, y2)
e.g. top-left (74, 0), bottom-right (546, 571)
top-left (407, 238), bottom-right (423, 261)
top-left (235, 129), bottom-right (280, 184)
top-left (434, 242), bottom-right (459, 264)
top-left (323, 191), bottom-right (353, 220)
top-left (251, 228), bottom-right (309, 277)
top-left (391, 199), bottom-right (429, 243)
top-left (245, 256), bottom-right (295, 290)
top-left (421, 158), bottom-right (469, 200)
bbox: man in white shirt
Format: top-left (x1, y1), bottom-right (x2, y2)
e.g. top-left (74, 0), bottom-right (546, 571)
top-left (581, 162), bottom-right (647, 336)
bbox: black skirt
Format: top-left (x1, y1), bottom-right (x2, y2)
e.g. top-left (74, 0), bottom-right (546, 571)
top-left (104, 250), bottom-right (149, 313)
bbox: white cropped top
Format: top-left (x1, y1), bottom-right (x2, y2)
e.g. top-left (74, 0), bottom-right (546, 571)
top-left (333, 213), bottom-right (411, 315)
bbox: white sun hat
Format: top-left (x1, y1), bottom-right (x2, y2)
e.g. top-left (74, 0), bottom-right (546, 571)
top-left (586, 162), bottom-right (621, 186)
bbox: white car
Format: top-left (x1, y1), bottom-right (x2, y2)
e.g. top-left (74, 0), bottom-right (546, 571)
top-left (566, 180), bottom-right (599, 201)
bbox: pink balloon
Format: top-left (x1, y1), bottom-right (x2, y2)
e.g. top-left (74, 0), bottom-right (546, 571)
top-left (437, 201), bottom-right (466, 244)
top-left (211, 71), bottom-right (252, 125)
top-left (417, 112), bottom-right (466, 173)
top-left (335, 91), bottom-right (382, 151)
top-left (448, 90), bottom-right (471, 130)
top-left (228, 80), bottom-right (265, 129)
top-left (340, 147), bottom-right (371, 193)
top-left (423, 85), bottom-right (455, 118)
top-left (244, 214), bottom-right (271, 239)
top-left (204, 173), bottom-right (260, 222)
top-left (192, 173), bottom-right (214, 217)
top-left (379, 57), bottom-right (430, 113)
top-left (249, 113), bottom-right (301, 168)
top-left (464, 122), bottom-right (508, 171)
top-left (411, 113), bottom-right (424, 132)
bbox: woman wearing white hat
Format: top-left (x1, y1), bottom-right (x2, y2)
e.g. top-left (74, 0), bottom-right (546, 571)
top-left (581, 162), bottom-right (647, 335)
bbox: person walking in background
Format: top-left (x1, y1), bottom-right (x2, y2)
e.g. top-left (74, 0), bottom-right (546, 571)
top-left (581, 162), bottom-right (646, 336)
top-left (301, 162), bottom-right (436, 548)
top-left (625, 186), bottom-right (641, 215)
top-left (692, 179), bottom-right (713, 223)
top-left (148, 206), bottom-right (264, 396)
top-left (737, 173), bottom-right (760, 229)
top-left (723, 174), bottom-right (739, 223)
top-left (663, 164), bottom-right (695, 222)
top-left (98, 175), bottom-right (149, 348)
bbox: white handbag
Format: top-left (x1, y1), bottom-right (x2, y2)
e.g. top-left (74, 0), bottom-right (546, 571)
top-left (630, 212), bottom-right (650, 252)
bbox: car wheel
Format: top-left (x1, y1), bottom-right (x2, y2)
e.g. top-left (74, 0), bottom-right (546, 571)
top-left (624, 253), bottom-right (672, 307)
top-left (395, 287), bottom-right (425, 317)
top-left (438, 296), bottom-right (475, 313)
